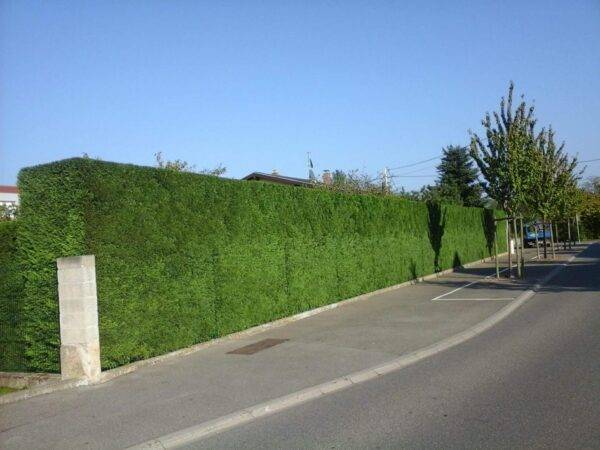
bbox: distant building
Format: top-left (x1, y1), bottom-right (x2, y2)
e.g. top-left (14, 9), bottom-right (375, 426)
top-left (0, 185), bottom-right (19, 209)
top-left (242, 172), bottom-right (313, 188)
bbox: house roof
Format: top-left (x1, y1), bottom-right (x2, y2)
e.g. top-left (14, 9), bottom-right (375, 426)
top-left (242, 172), bottom-right (313, 187)
top-left (0, 185), bottom-right (18, 194)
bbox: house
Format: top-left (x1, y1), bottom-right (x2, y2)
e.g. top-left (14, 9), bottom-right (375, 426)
top-left (242, 172), bottom-right (314, 188)
top-left (0, 185), bottom-right (19, 209)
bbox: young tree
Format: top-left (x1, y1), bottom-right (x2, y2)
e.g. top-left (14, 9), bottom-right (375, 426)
top-left (469, 82), bottom-right (536, 216)
top-left (469, 82), bottom-right (537, 277)
top-left (527, 127), bottom-right (579, 257)
top-left (436, 145), bottom-right (482, 206)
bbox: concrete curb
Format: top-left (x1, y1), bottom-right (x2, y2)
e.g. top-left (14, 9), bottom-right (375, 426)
top-left (0, 377), bottom-right (89, 405)
top-left (95, 252), bottom-right (507, 384)
top-left (0, 252), bottom-right (506, 406)
top-left (128, 252), bottom-right (579, 449)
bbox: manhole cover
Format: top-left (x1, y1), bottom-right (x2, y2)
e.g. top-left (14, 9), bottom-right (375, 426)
top-left (227, 338), bottom-right (289, 355)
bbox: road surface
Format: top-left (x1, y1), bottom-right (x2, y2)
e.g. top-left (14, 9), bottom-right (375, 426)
top-left (188, 243), bottom-right (600, 449)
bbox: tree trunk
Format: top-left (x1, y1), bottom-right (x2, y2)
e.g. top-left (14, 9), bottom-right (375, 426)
top-left (506, 219), bottom-right (512, 278)
top-left (519, 217), bottom-right (525, 277)
top-left (562, 221), bottom-right (567, 250)
top-left (575, 214), bottom-right (581, 244)
top-left (513, 219), bottom-right (521, 278)
top-left (535, 222), bottom-right (540, 260)
top-left (567, 218), bottom-right (572, 249)
top-left (550, 221), bottom-right (556, 259)
top-left (542, 220), bottom-right (547, 259)
top-left (494, 225), bottom-right (499, 279)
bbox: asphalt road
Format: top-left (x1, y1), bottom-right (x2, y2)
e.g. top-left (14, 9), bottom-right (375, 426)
top-left (189, 243), bottom-right (600, 450)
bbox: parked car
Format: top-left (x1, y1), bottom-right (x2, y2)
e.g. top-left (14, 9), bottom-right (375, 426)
top-left (523, 223), bottom-right (552, 247)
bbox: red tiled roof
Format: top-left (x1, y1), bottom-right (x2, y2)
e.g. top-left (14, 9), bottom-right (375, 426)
top-left (0, 185), bottom-right (19, 194)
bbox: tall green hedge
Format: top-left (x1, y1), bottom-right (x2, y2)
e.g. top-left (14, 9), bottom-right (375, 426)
top-left (17, 158), bottom-right (506, 372)
top-left (0, 220), bottom-right (27, 371)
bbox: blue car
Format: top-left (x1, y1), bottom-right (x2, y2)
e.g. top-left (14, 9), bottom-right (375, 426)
top-left (523, 223), bottom-right (552, 247)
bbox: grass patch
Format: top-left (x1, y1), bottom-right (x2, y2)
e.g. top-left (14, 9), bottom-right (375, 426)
top-left (0, 386), bottom-right (21, 395)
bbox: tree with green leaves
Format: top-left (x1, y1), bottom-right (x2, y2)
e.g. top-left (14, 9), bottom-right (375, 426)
top-left (526, 127), bottom-right (579, 257)
top-left (580, 177), bottom-right (600, 239)
top-left (469, 82), bottom-right (537, 216)
top-left (154, 151), bottom-right (226, 176)
top-left (469, 82), bottom-right (537, 276)
top-left (325, 169), bottom-right (384, 195)
top-left (0, 204), bottom-right (18, 221)
top-left (435, 145), bottom-right (482, 207)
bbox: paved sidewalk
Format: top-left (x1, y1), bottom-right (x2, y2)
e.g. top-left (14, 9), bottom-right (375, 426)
top-left (0, 245), bottom-right (586, 450)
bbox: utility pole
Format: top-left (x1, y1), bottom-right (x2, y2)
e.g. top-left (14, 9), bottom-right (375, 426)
top-left (382, 167), bottom-right (390, 194)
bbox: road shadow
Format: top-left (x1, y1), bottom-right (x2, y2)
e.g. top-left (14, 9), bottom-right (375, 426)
top-left (421, 243), bottom-right (599, 295)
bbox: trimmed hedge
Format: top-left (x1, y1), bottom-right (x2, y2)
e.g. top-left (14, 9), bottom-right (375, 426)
top-left (17, 158), bottom-right (506, 372)
top-left (0, 221), bottom-right (27, 371)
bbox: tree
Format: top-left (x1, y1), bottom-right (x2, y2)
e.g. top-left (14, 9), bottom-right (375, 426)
top-left (0, 203), bottom-right (18, 221)
top-left (526, 127), bottom-right (580, 255)
top-left (580, 190), bottom-right (600, 239)
top-left (325, 169), bottom-right (384, 195)
top-left (469, 82), bottom-right (537, 216)
top-left (467, 83), bottom-right (583, 267)
top-left (578, 177), bottom-right (600, 239)
top-left (469, 82), bottom-right (538, 275)
top-left (154, 152), bottom-right (226, 176)
top-left (582, 176), bottom-right (600, 194)
top-left (435, 145), bottom-right (482, 206)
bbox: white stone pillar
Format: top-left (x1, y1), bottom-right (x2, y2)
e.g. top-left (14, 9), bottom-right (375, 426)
top-left (56, 255), bottom-right (101, 381)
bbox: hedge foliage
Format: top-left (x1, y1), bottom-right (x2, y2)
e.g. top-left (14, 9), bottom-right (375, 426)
top-left (17, 158), bottom-right (506, 371)
top-left (0, 221), bottom-right (27, 371)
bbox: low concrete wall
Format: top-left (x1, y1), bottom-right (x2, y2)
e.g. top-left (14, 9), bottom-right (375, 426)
top-left (0, 372), bottom-right (60, 389)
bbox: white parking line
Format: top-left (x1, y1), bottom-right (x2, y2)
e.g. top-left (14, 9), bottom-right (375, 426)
top-left (434, 297), bottom-right (515, 301)
top-left (431, 254), bottom-right (539, 302)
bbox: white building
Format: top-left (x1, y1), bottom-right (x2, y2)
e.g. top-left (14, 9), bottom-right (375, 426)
top-left (0, 185), bottom-right (19, 216)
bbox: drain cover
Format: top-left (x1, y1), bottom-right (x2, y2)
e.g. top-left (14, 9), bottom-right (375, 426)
top-left (227, 338), bottom-right (289, 355)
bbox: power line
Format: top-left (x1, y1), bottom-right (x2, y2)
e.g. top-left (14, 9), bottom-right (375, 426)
top-left (579, 158), bottom-right (600, 163)
top-left (388, 156), bottom-right (440, 171)
top-left (395, 165), bottom-right (438, 176)
top-left (389, 174), bottom-right (437, 178)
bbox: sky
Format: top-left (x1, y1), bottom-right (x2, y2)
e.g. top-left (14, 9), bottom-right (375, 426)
top-left (1, 0), bottom-right (599, 191)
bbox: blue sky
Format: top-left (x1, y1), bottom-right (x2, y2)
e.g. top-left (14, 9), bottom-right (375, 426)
top-left (1, 0), bottom-right (599, 190)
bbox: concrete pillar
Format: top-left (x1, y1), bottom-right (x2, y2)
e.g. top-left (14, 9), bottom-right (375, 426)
top-left (56, 255), bottom-right (101, 381)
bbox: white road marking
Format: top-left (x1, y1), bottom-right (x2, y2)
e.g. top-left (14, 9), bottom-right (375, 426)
top-left (433, 297), bottom-right (515, 301)
top-left (127, 252), bottom-right (581, 449)
top-left (431, 254), bottom-right (539, 302)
